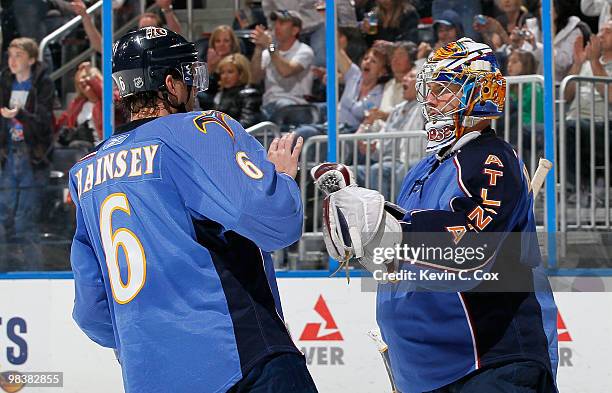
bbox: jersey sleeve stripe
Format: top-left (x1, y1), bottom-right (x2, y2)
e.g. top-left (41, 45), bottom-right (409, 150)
top-left (453, 156), bottom-right (472, 197)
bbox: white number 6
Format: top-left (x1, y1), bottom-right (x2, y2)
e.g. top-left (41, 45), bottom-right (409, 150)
top-left (236, 151), bottom-right (263, 179)
top-left (100, 193), bottom-right (147, 304)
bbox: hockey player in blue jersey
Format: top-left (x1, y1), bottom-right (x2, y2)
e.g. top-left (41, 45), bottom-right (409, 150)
top-left (68, 27), bottom-right (318, 393)
top-left (313, 38), bottom-right (558, 392)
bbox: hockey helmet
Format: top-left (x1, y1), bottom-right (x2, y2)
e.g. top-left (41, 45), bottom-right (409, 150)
top-left (112, 27), bottom-right (208, 98)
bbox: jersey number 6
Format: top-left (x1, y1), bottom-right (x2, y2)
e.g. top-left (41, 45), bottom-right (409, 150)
top-left (236, 151), bottom-right (264, 179)
top-left (100, 193), bottom-right (147, 304)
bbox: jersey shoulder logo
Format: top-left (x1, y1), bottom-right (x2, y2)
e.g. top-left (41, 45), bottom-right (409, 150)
top-left (193, 110), bottom-right (235, 140)
top-left (103, 133), bottom-right (130, 150)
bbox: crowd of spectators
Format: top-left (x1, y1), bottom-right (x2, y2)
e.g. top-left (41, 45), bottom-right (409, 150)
top-left (0, 0), bottom-right (182, 270)
top-left (0, 0), bottom-right (610, 270)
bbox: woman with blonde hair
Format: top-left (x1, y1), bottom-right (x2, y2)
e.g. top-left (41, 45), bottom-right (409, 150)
top-left (199, 25), bottom-right (243, 108)
top-left (202, 54), bottom-right (262, 128)
top-left (207, 25), bottom-right (242, 74)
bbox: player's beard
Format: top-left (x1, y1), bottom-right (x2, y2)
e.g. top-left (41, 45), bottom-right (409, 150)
top-left (173, 102), bottom-right (189, 113)
top-left (162, 85), bottom-right (193, 114)
top-left (164, 98), bottom-right (190, 114)
top-left (173, 85), bottom-right (193, 113)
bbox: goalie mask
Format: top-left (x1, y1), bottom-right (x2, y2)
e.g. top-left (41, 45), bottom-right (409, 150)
top-left (416, 38), bottom-right (506, 153)
top-left (112, 27), bottom-right (209, 99)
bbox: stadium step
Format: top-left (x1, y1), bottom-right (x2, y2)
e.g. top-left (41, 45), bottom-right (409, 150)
top-left (174, 4), bottom-right (236, 39)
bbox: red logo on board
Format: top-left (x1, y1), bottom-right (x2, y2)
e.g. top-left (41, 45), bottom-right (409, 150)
top-left (299, 295), bottom-right (344, 341)
top-left (557, 312), bottom-right (572, 342)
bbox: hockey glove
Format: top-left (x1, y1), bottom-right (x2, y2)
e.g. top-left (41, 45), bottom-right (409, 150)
top-left (312, 163), bottom-right (403, 274)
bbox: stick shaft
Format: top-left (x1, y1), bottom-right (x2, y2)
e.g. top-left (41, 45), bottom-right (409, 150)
top-left (531, 158), bottom-right (553, 197)
top-left (380, 348), bottom-right (399, 392)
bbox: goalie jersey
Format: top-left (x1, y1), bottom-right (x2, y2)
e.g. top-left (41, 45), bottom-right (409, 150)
top-left (377, 128), bottom-right (558, 393)
top-left (68, 111), bottom-right (302, 393)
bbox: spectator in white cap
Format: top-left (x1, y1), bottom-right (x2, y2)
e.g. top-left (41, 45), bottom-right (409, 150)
top-left (250, 10), bottom-right (314, 119)
top-left (581, 0), bottom-right (611, 31)
top-left (263, 0), bottom-right (329, 67)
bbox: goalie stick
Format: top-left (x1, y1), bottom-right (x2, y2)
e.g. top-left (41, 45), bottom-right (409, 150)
top-left (530, 158), bottom-right (553, 198)
top-left (367, 328), bottom-right (399, 393)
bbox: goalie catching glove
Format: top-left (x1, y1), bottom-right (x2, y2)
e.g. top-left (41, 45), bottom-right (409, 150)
top-left (311, 163), bottom-right (404, 273)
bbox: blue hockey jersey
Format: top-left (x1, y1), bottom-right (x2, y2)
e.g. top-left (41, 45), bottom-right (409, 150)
top-left (68, 111), bottom-right (303, 393)
top-left (376, 128), bottom-right (558, 393)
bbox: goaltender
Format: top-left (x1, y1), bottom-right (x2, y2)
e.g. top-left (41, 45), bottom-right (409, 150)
top-left (313, 38), bottom-right (558, 393)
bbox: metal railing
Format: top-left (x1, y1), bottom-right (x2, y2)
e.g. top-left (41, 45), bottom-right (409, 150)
top-left (41, 1), bottom-right (158, 82)
top-left (39, 1), bottom-right (103, 63)
top-left (295, 131), bottom-right (427, 265)
top-left (490, 75), bottom-right (549, 229)
top-left (246, 121), bottom-right (281, 149)
top-left (492, 75), bottom-right (545, 174)
top-left (558, 75), bottom-right (612, 231)
top-left (186, 0), bottom-right (193, 41)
